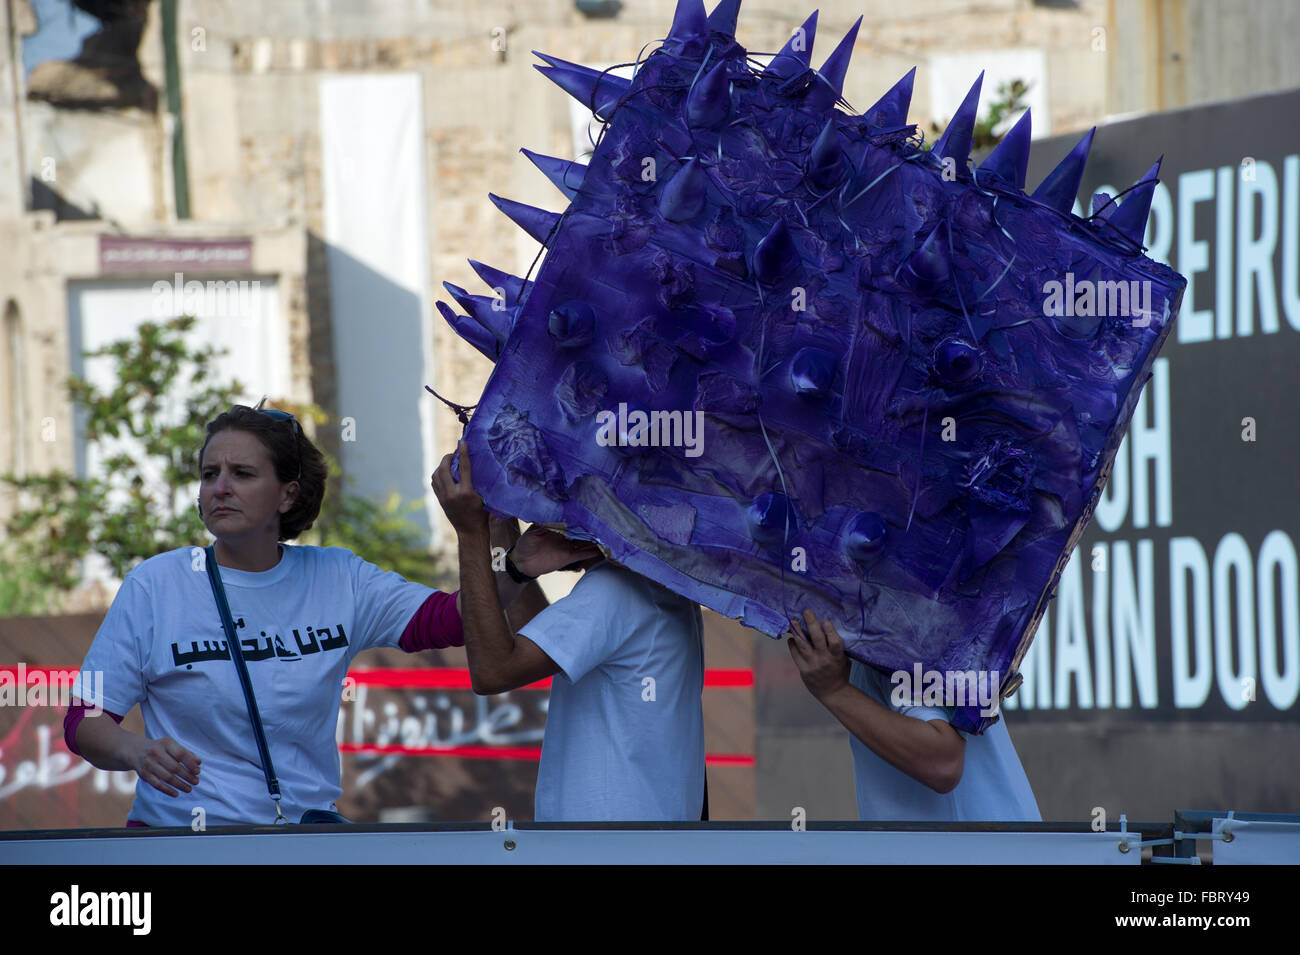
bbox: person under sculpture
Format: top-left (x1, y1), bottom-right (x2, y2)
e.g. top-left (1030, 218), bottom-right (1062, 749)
top-left (788, 609), bottom-right (1039, 821)
top-left (433, 443), bottom-right (707, 822)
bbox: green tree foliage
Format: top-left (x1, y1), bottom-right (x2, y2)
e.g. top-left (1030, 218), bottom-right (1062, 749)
top-left (0, 315), bottom-right (450, 614)
top-left (319, 491), bottom-right (447, 589)
top-left (927, 78), bottom-right (1032, 155)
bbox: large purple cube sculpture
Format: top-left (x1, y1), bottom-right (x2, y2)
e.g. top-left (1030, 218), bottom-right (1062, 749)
top-left (438, 0), bottom-right (1186, 731)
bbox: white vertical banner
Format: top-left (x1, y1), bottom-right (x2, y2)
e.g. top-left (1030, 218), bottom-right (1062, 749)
top-left (319, 73), bottom-right (437, 546)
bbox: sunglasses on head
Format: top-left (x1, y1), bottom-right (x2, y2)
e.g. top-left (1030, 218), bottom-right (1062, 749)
top-left (256, 408), bottom-right (302, 482)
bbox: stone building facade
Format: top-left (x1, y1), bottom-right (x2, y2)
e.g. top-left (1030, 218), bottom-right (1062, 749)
top-left (6, 0), bottom-right (1299, 582)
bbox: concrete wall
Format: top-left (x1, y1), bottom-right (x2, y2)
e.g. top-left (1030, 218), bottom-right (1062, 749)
top-left (1108, 0), bottom-right (1300, 118)
top-left (23, 100), bottom-right (160, 224)
top-left (0, 214), bottom-right (87, 484)
top-left (0, 0), bottom-right (36, 219)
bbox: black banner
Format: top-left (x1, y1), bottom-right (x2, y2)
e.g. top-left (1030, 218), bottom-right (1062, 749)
top-left (1007, 87), bottom-right (1300, 724)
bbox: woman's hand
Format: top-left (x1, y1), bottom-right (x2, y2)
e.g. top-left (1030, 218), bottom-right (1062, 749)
top-left (74, 709), bottom-right (203, 797)
top-left (128, 735), bottom-right (202, 798)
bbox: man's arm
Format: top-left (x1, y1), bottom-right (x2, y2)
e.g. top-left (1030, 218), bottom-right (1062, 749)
top-left (449, 512), bottom-right (550, 630)
top-left (788, 610), bottom-right (965, 794)
top-left (434, 443), bottom-right (560, 695)
top-left (505, 580), bottom-right (550, 632)
top-left (489, 515), bottom-right (551, 631)
top-left (501, 525), bottom-right (603, 633)
top-left (454, 516), bottom-right (526, 616)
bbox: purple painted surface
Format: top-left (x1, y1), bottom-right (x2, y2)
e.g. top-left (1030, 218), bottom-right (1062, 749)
top-left (439, 0), bottom-right (1186, 732)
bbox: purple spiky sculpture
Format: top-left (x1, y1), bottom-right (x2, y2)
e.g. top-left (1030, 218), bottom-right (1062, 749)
top-left (439, 0), bottom-right (1186, 732)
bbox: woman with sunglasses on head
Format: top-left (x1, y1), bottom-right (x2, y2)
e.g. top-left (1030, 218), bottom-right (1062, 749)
top-left (62, 402), bottom-right (550, 826)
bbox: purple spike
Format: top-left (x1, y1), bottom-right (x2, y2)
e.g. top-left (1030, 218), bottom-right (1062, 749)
top-left (816, 15), bottom-right (861, 100)
top-left (768, 10), bottom-right (818, 80)
top-left (1032, 126), bottom-right (1096, 214)
top-left (520, 148), bottom-right (587, 201)
top-left (468, 259), bottom-right (532, 305)
top-left (902, 225), bottom-right (949, 289)
top-left (791, 347), bottom-right (837, 398)
top-left (978, 108), bottom-right (1032, 190)
top-left (862, 67), bottom-right (915, 129)
top-left (659, 157), bottom-right (709, 222)
top-left (475, 307), bottom-right (518, 346)
top-left (932, 72), bottom-right (983, 168)
top-left (748, 492), bottom-right (797, 546)
top-left (706, 0), bottom-right (742, 36)
top-left (489, 193), bottom-right (562, 245)
top-left (844, 511), bottom-right (887, 564)
top-left (444, 282), bottom-right (497, 325)
top-left (548, 301), bottom-right (596, 348)
top-left (753, 218), bottom-right (799, 283)
top-left (807, 116), bottom-right (845, 189)
top-left (1102, 157), bottom-right (1162, 245)
top-left (934, 338), bottom-right (981, 384)
top-left (665, 0), bottom-right (708, 55)
top-left (531, 50), bottom-right (570, 68)
top-left (686, 59), bottom-right (732, 128)
top-left (442, 280), bottom-right (477, 312)
top-left (444, 282), bottom-right (518, 345)
top-left (533, 55), bottom-right (631, 116)
top-left (436, 300), bottom-right (499, 361)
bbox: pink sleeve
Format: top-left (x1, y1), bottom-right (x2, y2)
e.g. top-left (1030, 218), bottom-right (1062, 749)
top-left (64, 702), bottom-right (125, 758)
top-left (65, 703), bottom-right (142, 828)
top-left (398, 590), bottom-right (464, 652)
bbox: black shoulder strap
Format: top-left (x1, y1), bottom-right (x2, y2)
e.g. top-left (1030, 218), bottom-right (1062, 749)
top-left (204, 545), bottom-right (286, 823)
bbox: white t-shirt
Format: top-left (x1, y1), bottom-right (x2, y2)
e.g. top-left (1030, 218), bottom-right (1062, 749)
top-left (519, 560), bottom-right (705, 822)
top-left (848, 660), bottom-right (1041, 822)
top-left (72, 544), bottom-right (433, 826)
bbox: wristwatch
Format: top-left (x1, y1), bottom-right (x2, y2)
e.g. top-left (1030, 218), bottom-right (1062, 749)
top-left (504, 547), bottom-right (536, 584)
